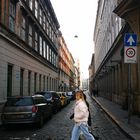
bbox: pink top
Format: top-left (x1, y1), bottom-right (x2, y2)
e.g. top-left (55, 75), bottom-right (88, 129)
top-left (74, 99), bottom-right (89, 123)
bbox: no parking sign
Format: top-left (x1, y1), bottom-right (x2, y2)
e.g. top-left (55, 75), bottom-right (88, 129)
top-left (124, 34), bottom-right (137, 63)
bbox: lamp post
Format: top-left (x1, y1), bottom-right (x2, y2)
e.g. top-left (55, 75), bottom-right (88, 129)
top-left (74, 35), bottom-right (78, 38)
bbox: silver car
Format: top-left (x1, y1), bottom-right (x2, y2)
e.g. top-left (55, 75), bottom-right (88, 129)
top-left (1, 95), bottom-right (53, 128)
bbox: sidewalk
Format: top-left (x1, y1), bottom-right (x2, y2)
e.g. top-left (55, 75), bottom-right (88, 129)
top-left (92, 96), bottom-right (140, 140)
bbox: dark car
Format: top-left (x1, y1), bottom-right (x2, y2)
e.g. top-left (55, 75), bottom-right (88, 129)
top-left (64, 92), bottom-right (70, 104)
top-left (35, 91), bottom-right (61, 113)
top-left (1, 95), bottom-right (53, 128)
top-left (66, 91), bottom-right (76, 100)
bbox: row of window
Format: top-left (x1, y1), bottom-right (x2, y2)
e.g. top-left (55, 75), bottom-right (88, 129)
top-left (26, 0), bottom-right (57, 44)
top-left (9, 0), bottom-right (58, 67)
top-left (7, 64), bottom-right (58, 97)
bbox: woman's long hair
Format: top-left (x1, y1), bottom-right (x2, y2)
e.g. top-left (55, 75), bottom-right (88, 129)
top-left (76, 90), bottom-right (85, 100)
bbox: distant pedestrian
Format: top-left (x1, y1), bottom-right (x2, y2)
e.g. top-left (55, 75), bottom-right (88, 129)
top-left (92, 89), bottom-right (96, 97)
top-left (95, 83), bottom-right (98, 97)
top-left (90, 88), bottom-right (94, 97)
top-left (70, 90), bottom-right (95, 140)
top-left (96, 87), bottom-right (98, 97)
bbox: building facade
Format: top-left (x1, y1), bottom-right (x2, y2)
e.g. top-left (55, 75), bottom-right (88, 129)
top-left (94, 0), bottom-right (122, 72)
top-left (58, 32), bottom-right (75, 91)
top-left (74, 59), bottom-right (80, 90)
top-left (93, 0), bottom-right (140, 115)
top-left (69, 53), bottom-right (76, 91)
top-left (81, 78), bottom-right (89, 90)
top-left (88, 54), bottom-right (95, 95)
top-left (0, 0), bottom-right (60, 111)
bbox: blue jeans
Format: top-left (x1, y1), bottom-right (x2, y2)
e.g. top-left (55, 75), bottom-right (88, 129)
top-left (71, 123), bottom-right (95, 140)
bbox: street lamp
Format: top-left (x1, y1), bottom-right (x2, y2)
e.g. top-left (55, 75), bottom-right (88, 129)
top-left (74, 35), bottom-right (78, 38)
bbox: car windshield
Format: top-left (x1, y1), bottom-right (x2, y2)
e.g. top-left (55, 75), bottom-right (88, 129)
top-left (67, 92), bottom-right (72, 96)
top-left (44, 92), bottom-right (52, 99)
top-left (5, 97), bottom-right (33, 106)
top-left (35, 92), bottom-right (52, 99)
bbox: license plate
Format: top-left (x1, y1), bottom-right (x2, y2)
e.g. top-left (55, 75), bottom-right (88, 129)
top-left (9, 114), bottom-right (24, 119)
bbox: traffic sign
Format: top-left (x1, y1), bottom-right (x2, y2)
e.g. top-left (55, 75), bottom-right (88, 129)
top-left (126, 48), bottom-right (135, 58)
top-left (124, 33), bottom-right (137, 46)
top-left (124, 33), bottom-right (137, 63)
top-left (124, 47), bottom-right (137, 63)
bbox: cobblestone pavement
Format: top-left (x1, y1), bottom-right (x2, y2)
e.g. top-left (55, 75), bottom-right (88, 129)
top-left (0, 92), bottom-right (132, 140)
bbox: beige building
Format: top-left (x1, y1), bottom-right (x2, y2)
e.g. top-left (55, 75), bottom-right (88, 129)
top-left (93, 0), bottom-right (140, 115)
top-left (94, 0), bottom-right (122, 72)
top-left (0, 0), bottom-right (60, 114)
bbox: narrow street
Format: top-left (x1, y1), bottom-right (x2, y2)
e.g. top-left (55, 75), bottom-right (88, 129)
top-left (0, 91), bottom-right (132, 140)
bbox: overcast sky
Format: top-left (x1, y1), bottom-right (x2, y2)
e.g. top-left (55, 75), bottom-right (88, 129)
top-left (50, 0), bottom-right (98, 78)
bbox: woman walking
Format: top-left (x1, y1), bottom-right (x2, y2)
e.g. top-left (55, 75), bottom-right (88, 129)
top-left (70, 90), bottom-right (95, 140)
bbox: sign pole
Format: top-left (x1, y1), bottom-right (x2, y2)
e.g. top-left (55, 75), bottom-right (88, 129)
top-left (124, 33), bottom-right (137, 124)
top-left (128, 63), bottom-right (132, 124)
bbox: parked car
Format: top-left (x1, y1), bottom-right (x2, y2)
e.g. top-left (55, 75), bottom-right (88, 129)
top-left (35, 91), bottom-right (61, 113)
top-left (66, 91), bottom-right (76, 100)
top-left (1, 95), bottom-right (53, 128)
top-left (64, 92), bottom-right (70, 104)
top-left (56, 92), bottom-right (68, 107)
